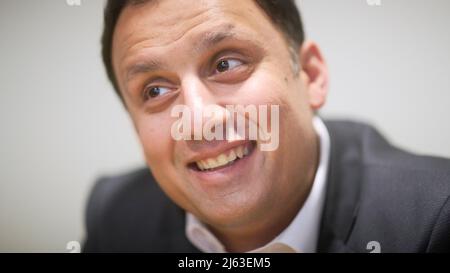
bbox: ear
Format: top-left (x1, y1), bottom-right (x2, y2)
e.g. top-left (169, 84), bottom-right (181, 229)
top-left (299, 41), bottom-right (329, 110)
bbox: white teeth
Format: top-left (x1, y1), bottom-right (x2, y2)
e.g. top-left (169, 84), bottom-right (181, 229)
top-left (194, 144), bottom-right (251, 171)
top-left (207, 158), bottom-right (218, 169)
top-left (217, 154), bottom-right (228, 166)
top-left (196, 161), bottom-right (204, 171)
top-left (236, 146), bottom-right (244, 158)
top-left (228, 150), bottom-right (237, 162)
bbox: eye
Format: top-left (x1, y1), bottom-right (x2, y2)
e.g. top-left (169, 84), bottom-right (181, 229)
top-left (215, 58), bottom-right (243, 73)
top-left (143, 86), bottom-right (171, 100)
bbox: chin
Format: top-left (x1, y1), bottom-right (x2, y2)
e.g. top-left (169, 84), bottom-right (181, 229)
top-left (195, 190), bottom-right (270, 228)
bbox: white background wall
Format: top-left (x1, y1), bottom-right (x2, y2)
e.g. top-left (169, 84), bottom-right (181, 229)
top-left (0, 0), bottom-right (449, 252)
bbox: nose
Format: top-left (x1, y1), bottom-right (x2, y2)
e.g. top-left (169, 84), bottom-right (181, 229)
top-left (180, 75), bottom-right (229, 141)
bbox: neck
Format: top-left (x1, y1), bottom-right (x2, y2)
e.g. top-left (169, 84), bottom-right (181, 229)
top-left (208, 196), bottom-right (306, 252)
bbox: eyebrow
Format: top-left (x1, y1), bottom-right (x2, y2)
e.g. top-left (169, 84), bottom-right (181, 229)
top-left (126, 59), bottom-right (165, 83)
top-left (193, 24), bottom-right (236, 53)
top-left (125, 25), bottom-right (241, 83)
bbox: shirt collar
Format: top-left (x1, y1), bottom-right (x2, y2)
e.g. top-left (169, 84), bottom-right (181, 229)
top-left (185, 116), bottom-right (331, 253)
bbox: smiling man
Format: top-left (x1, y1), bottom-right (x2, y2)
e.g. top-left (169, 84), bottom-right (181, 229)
top-left (83, 0), bottom-right (450, 253)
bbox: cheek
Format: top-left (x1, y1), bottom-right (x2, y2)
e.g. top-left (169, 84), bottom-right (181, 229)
top-left (237, 70), bottom-right (300, 124)
top-left (133, 114), bottom-right (196, 214)
top-left (135, 115), bottom-right (174, 169)
top-left (250, 68), bottom-right (310, 120)
top-left (240, 70), bottom-right (313, 158)
top-left (231, 74), bottom-right (283, 112)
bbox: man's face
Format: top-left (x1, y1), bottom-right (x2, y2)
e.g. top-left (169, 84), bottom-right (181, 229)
top-left (112, 0), bottom-right (323, 231)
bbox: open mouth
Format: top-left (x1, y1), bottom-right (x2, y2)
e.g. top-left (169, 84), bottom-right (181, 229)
top-left (188, 141), bottom-right (257, 172)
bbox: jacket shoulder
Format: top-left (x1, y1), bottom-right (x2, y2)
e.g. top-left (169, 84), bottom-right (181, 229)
top-left (83, 167), bottom-right (196, 252)
top-left (325, 119), bottom-right (450, 187)
top-left (323, 120), bottom-right (450, 252)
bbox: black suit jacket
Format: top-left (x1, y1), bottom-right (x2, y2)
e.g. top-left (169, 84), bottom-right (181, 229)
top-left (83, 120), bottom-right (450, 253)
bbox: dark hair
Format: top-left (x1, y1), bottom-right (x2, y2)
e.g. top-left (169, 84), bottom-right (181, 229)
top-left (101, 0), bottom-right (304, 101)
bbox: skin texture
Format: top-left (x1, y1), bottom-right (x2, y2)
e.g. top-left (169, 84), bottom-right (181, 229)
top-left (112, 0), bottom-right (329, 252)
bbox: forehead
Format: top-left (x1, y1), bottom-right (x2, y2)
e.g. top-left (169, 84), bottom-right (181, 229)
top-left (112, 0), bottom-right (284, 72)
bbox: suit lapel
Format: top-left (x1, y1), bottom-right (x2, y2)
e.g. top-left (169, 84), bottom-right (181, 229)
top-left (317, 120), bottom-right (363, 253)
